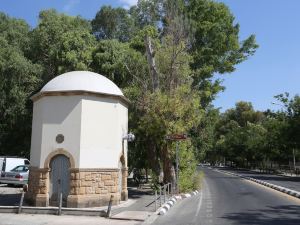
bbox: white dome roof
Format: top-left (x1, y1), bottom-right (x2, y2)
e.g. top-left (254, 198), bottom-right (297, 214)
top-left (41, 71), bottom-right (123, 96)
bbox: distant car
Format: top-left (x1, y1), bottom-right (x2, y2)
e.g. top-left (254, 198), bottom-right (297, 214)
top-left (0, 165), bottom-right (29, 186)
top-left (0, 157), bottom-right (30, 178)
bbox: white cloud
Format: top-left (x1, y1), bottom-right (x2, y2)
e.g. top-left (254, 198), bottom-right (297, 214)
top-left (119, 0), bottom-right (138, 8)
top-left (63, 0), bottom-right (81, 13)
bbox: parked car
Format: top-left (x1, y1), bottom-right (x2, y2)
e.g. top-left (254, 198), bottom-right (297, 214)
top-left (0, 156), bottom-right (30, 179)
top-left (0, 165), bottom-right (29, 186)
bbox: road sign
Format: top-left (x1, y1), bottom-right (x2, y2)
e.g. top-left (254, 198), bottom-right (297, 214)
top-left (165, 134), bottom-right (187, 140)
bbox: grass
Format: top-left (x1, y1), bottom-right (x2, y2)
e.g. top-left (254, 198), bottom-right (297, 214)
top-left (192, 170), bottom-right (204, 190)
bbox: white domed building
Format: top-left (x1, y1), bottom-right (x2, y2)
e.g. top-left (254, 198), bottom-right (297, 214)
top-left (26, 71), bottom-right (129, 207)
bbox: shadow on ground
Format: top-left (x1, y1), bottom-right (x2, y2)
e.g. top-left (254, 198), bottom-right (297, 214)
top-left (127, 187), bottom-right (153, 199)
top-left (221, 205), bottom-right (300, 225)
top-left (0, 193), bottom-right (21, 206)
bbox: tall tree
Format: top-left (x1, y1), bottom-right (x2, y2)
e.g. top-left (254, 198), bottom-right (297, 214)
top-left (215, 102), bottom-right (265, 167)
top-left (186, 0), bottom-right (258, 106)
top-left (0, 12), bottom-right (31, 50)
top-left (0, 38), bottom-right (42, 157)
top-left (92, 6), bottom-right (136, 42)
top-left (29, 9), bottom-right (95, 82)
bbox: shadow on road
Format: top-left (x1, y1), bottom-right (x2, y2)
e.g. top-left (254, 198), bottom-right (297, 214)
top-left (221, 205), bottom-right (300, 225)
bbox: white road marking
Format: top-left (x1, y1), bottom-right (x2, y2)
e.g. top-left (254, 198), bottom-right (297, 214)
top-left (194, 188), bottom-right (203, 218)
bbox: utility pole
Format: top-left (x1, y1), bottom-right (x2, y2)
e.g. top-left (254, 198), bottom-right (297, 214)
top-left (293, 148), bottom-right (296, 172)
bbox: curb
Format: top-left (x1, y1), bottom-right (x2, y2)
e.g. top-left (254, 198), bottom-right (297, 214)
top-left (157, 190), bottom-right (199, 215)
top-left (215, 169), bottom-right (300, 199)
top-left (0, 206), bottom-right (106, 216)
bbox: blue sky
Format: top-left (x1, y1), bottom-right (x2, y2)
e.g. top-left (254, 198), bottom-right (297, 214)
top-left (0, 0), bottom-right (299, 112)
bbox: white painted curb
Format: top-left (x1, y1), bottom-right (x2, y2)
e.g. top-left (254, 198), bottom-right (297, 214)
top-left (157, 190), bottom-right (199, 215)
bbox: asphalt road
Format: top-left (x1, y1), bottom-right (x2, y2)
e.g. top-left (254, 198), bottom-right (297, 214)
top-left (153, 167), bottom-right (300, 225)
top-left (218, 168), bottom-right (300, 192)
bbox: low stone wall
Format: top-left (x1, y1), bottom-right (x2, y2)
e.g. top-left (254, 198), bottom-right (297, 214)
top-left (68, 168), bottom-right (121, 207)
top-left (26, 167), bottom-right (128, 208)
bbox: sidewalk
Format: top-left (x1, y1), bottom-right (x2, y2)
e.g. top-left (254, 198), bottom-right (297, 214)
top-left (0, 213), bottom-right (140, 225)
top-left (0, 185), bottom-right (156, 224)
top-left (110, 186), bottom-right (156, 222)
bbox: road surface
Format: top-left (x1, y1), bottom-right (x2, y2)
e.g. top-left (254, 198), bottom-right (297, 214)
top-left (218, 167), bottom-right (300, 192)
top-left (154, 167), bottom-right (300, 225)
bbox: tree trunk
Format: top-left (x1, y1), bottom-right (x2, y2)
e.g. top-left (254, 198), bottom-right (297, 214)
top-left (161, 144), bottom-right (176, 187)
top-left (144, 35), bottom-right (159, 92)
top-left (146, 143), bottom-right (161, 181)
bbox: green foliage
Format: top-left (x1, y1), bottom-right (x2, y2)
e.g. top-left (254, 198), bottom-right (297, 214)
top-left (91, 40), bottom-right (148, 88)
top-left (186, 0), bottom-right (258, 104)
top-left (0, 0), bottom-right (260, 191)
top-left (192, 170), bottom-right (204, 190)
top-left (178, 141), bottom-right (197, 192)
top-left (0, 13), bottom-right (31, 50)
top-left (210, 97), bottom-right (300, 169)
top-left (191, 107), bottom-right (220, 161)
top-left (58, 30), bottom-right (96, 72)
top-left (29, 9), bottom-right (94, 81)
top-left (214, 102), bottom-right (266, 167)
top-left (92, 6), bottom-right (136, 42)
top-left (261, 115), bottom-right (289, 163)
top-left (187, 0), bottom-right (258, 76)
top-left (0, 37), bottom-right (42, 157)
top-left (129, 0), bottom-right (161, 28)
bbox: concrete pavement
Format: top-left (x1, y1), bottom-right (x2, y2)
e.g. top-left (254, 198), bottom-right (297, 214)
top-left (0, 213), bottom-right (140, 225)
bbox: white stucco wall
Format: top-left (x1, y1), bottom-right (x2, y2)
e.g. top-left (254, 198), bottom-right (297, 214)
top-left (31, 94), bottom-right (128, 169)
top-left (30, 96), bottom-right (82, 168)
top-left (79, 96), bottom-right (128, 168)
top-left (30, 100), bottom-right (43, 167)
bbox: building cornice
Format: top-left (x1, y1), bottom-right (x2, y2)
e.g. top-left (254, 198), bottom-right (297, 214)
top-left (31, 90), bottom-right (130, 106)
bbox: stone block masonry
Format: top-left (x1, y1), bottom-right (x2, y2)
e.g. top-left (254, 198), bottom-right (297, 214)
top-left (67, 168), bottom-right (123, 208)
top-left (25, 167), bottom-right (50, 207)
top-left (26, 167), bottom-right (128, 208)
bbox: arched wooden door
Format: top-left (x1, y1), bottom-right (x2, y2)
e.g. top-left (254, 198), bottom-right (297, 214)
top-left (49, 154), bottom-right (70, 206)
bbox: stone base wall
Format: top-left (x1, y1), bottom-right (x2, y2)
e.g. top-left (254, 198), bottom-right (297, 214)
top-left (67, 168), bottom-right (122, 207)
top-left (25, 167), bottom-right (50, 206)
top-left (26, 167), bottom-right (128, 208)
top-left (121, 168), bottom-right (128, 201)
